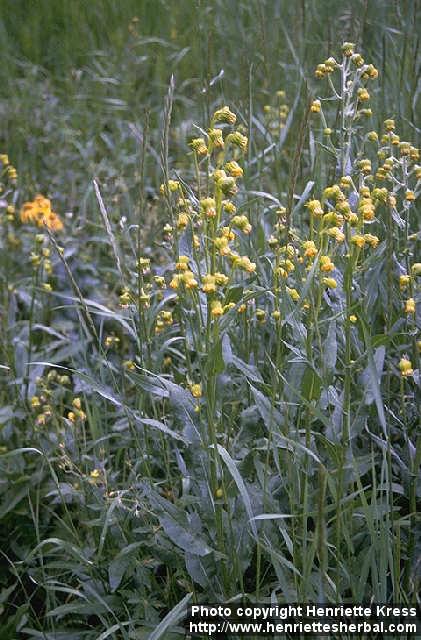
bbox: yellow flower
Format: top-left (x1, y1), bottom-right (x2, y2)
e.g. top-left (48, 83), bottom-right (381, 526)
top-left (169, 274), bottom-right (181, 290)
top-left (222, 200), bottom-right (236, 214)
top-left (411, 263), bottom-right (421, 276)
top-left (404, 298), bottom-right (415, 314)
top-left (372, 188), bottom-right (388, 203)
top-left (367, 131), bottom-right (378, 142)
top-left (286, 287), bottom-right (300, 301)
top-left (327, 227), bottom-right (345, 243)
top-left (239, 256), bottom-right (256, 273)
top-left (202, 274), bottom-right (216, 294)
top-left (363, 233), bottom-right (379, 248)
top-left (214, 272), bottom-right (229, 286)
top-left (342, 42), bottom-right (355, 56)
top-left (315, 64), bottom-right (327, 78)
top-left (176, 255), bottom-right (190, 271)
top-left (211, 300), bottom-right (223, 317)
top-left (200, 197), bottom-right (216, 218)
top-left (190, 383), bottom-right (202, 398)
top-left (212, 106), bottom-right (236, 125)
top-left (90, 469), bottom-right (101, 479)
top-left (256, 308), bottom-right (266, 322)
top-left (322, 277), bottom-right (337, 289)
top-left (224, 161), bottom-right (243, 178)
top-left (410, 147), bottom-right (419, 161)
top-left (363, 64), bottom-right (378, 79)
top-left (208, 128), bottom-right (224, 149)
top-left (323, 185), bottom-right (342, 200)
top-left (320, 255), bottom-right (335, 272)
top-left (400, 275), bottom-right (410, 289)
top-left (399, 142), bottom-right (411, 156)
top-left (358, 159), bottom-right (372, 174)
top-left (217, 176), bottom-right (237, 197)
top-left (190, 137), bottom-right (208, 155)
top-left (399, 357), bottom-right (413, 377)
top-left (159, 180), bottom-right (180, 195)
top-left (351, 234), bottom-right (366, 248)
top-left (340, 176), bottom-right (353, 189)
top-left (305, 199), bottom-right (323, 217)
top-left (310, 99), bottom-right (321, 113)
top-left (119, 287), bottom-right (131, 306)
top-left (177, 213), bottom-right (189, 229)
top-left (349, 315), bottom-right (358, 323)
top-left (231, 214), bottom-right (252, 234)
top-left (183, 271), bottom-right (198, 289)
top-left (160, 311), bottom-right (173, 325)
top-left (405, 190), bottom-right (415, 202)
top-left (351, 53), bottom-right (364, 67)
top-left (303, 240), bottom-right (317, 258)
top-left (36, 414), bottom-right (47, 427)
top-left (272, 310), bottom-right (281, 320)
top-left (154, 276), bottom-right (166, 288)
top-left (31, 396), bottom-right (41, 408)
top-left (214, 236), bottom-right (230, 254)
top-left (357, 88), bottom-right (370, 102)
top-left (139, 289), bottom-right (150, 306)
top-left (226, 131), bottom-right (248, 152)
top-left (20, 195), bottom-right (64, 232)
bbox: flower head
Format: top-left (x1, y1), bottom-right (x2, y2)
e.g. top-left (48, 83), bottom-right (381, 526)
top-left (399, 357), bottom-right (413, 377)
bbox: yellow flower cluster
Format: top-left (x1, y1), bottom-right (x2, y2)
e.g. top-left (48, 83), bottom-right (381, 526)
top-left (20, 195), bottom-right (64, 232)
top-left (263, 90), bottom-right (289, 134)
top-left (158, 107), bottom-right (255, 325)
top-left (67, 397), bottom-right (87, 423)
top-left (0, 153), bottom-right (18, 181)
top-left (399, 357), bottom-right (413, 377)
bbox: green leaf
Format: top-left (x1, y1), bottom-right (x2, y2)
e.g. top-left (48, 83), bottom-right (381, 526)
top-left (223, 334), bottom-right (263, 383)
top-left (250, 384), bottom-right (282, 426)
top-left (159, 515), bottom-right (213, 556)
top-left (217, 444), bottom-right (257, 538)
top-left (146, 592), bottom-right (192, 640)
top-left (361, 322), bottom-right (387, 435)
top-left (301, 365), bottom-right (322, 401)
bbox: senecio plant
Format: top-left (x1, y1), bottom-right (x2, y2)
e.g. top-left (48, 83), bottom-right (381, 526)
top-left (135, 42), bottom-right (419, 600)
top-left (149, 43), bottom-right (419, 601)
top-left (0, 42), bottom-right (420, 632)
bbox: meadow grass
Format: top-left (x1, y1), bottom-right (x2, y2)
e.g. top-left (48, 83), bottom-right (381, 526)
top-left (0, 1), bottom-right (420, 638)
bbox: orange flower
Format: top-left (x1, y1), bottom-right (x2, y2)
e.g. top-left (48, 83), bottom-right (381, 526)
top-left (20, 195), bottom-right (63, 231)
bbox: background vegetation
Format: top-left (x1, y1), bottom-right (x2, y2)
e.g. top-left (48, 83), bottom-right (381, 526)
top-left (0, 1), bottom-right (420, 638)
